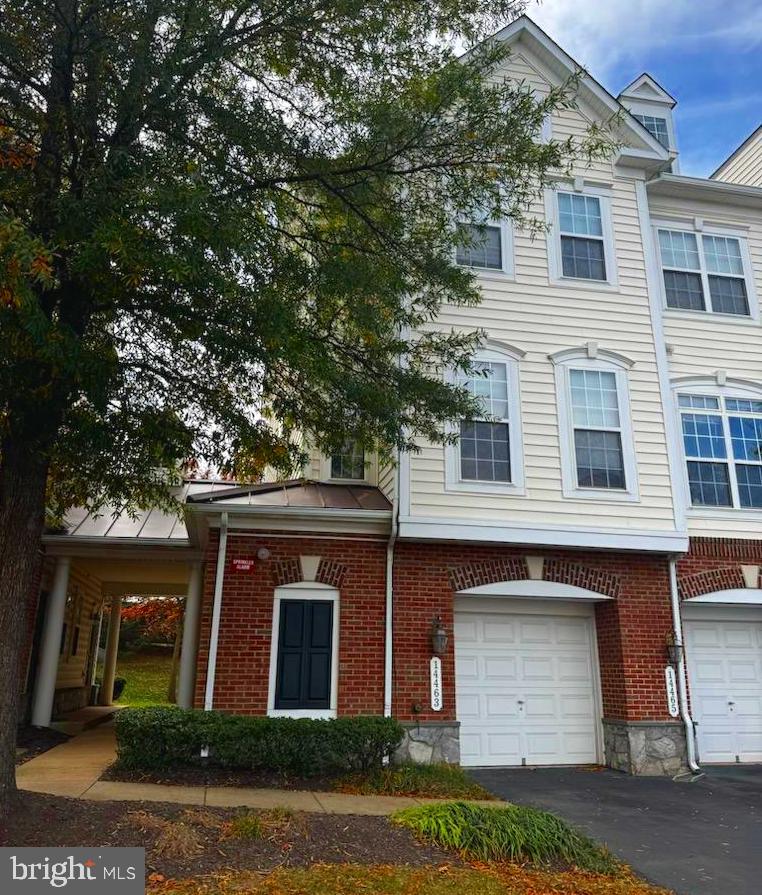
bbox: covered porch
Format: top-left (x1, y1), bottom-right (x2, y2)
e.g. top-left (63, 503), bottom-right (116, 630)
top-left (26, 481), bottom-right (234, 727)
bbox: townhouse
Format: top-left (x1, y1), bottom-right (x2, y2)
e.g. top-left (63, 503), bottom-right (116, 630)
top-left (19, 17), bottom-right (762, 776)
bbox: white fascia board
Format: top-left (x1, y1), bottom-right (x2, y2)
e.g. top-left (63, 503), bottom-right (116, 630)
top-left (458, 579), bottom-right (613, 601)
top-left (189, 504), bottom-right (392, 536)
top-left (41, 535), bottom-right (202, 559)
top-left (684, 589), bottom-right (762, 606)
top-left (398, 515), bottom-right (688, 553)
top-left (460, 17), bottom-right (669, 165)
top-left (647, 173), bottom-right (762, 208)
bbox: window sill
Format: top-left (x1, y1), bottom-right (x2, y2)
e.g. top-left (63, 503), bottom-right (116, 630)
top-left (445, 480), bottom-right (526, 496)
top-left (268, 709), bottom-right (337, 720)
top-left (550, 276), bottom-right (620, 293)
top-left (470, 269), bottom-right (516, 283)
top-left (687, 507), bottom-right (762, 521)
top-left (663, 308), bottom-right (758, 326)
top-left (562, 486), bottom-right (640, 503)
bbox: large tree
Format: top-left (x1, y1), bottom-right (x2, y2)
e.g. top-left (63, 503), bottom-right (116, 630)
top-left (0, 1), bottom-right (609, 806)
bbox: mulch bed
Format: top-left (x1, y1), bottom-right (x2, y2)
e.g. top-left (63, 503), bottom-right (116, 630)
top-left (102, 763), bottom-right (345, 791)
top-left (15, 726), bottom-right (70, 766)
top-left (1, 792), bottom-right (454, 880)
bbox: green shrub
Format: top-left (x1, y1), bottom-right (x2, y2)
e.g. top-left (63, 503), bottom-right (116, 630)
top-left (114, 706), bottom-right (403, 775)
top-left (339, 763), bottom-right (494, 799)
top-left (392, 801), bottom-right (618, 874)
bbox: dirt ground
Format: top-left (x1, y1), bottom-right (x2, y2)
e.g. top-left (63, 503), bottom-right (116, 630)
top-left (2, 791), bottom-right (453, 879)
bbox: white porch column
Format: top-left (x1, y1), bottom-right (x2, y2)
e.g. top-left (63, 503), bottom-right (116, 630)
top-left (99, 593), bottom-right (122, 706)
top-left (177, 561), bottom-right (204, 709)
top-left (31, 557), bottom-right (71, 727)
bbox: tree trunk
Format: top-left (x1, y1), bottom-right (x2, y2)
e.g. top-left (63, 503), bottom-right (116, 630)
top-left (167, 610), bottom-right (183, 704)
top-left (0, 438), bottom-right (50, 815)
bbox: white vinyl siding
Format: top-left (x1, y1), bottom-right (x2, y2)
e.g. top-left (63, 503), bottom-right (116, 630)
top-left (405, 46), bottom-right (675, 534)
top-left (654, 188), bottom-right (762, 538)
top-left (713, 128), bottom-right (762, 188)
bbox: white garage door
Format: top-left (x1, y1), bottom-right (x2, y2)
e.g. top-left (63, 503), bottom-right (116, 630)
top-left (455, 598), bottom-right (600, 767)
top-left (684, 606), bottom-right (762, 764)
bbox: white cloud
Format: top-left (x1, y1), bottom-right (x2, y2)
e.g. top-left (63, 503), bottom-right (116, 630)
top-left (527, 0), bottom-right (762, 81)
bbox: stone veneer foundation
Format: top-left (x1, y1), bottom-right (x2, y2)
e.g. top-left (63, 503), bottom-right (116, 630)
top-left (395, 722), bottom-right (461, 765)
top-left (603, 719), bottom-right (689, 776)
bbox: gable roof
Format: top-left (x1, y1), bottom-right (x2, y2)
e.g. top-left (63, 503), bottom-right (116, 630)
top-left (711, 124), bottom-right (762, 179)
top-left (464, 15), bottom-right (670, 166)
top-left (618, 73), bottom-right (677, 108)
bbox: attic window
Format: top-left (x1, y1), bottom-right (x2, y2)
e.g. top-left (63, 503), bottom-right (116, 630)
top-left (632, 113), bottom-right (669, 148)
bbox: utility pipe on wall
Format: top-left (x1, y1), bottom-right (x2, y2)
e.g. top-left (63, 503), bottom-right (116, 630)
top-left (383, 458), bottom-right (400, 718)
top-left (204, 512), bottom-right (228, 712)
top-left (668, 556), bottom-right (701, 774)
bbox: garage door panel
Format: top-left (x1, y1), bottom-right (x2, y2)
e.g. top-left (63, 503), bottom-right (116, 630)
top-left (519, 620), bottom-right (553, 643)
top-left (522, 657), bottom-right (554, 680)
top-left (685, 615), bottom-right (762, 765)
top-left (455, 607), bottom-right (599, 767)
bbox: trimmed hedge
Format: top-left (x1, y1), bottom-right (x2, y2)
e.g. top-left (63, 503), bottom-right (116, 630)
top-left (114, 706), bottom-right (404, 775)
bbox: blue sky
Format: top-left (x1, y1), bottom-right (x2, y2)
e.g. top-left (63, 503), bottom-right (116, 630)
top-left (528, 0), bottom-right (762, 176)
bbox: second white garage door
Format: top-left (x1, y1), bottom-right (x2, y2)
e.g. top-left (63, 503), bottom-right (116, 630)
top-left (455, 598), bottom-right (600, 767)
top-left (683, 605), bottom-right (762, 764)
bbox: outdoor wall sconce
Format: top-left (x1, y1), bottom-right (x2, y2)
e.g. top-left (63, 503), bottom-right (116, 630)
top-left (665, 632), bottom-right (683, 666)
top-left (431, 616), bottom-right (448, 656)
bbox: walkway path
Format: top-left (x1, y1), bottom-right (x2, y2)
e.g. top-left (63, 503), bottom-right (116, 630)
top-left (17, 724), bottom-right (495, 816)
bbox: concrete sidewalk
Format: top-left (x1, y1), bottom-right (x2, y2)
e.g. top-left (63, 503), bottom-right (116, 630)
top-left (17, 724), bottom-right (496, 815)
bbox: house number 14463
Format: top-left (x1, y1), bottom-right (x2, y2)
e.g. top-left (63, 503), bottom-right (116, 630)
top-left (430, 656), bottom-right (443, 711)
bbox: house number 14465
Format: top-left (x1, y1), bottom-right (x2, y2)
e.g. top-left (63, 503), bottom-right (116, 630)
top-left (430, 657), bottom-right (443, 711)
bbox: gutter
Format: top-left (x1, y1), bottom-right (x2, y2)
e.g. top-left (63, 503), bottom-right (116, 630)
top-left (203, 511), bottom-right (229, 713)
top-left (668, 556), bottom-right (701, 775)
top-left (383, 458), bottom-right (400, 718)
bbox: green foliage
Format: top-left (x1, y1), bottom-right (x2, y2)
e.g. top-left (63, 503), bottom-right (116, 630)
top-left (392, 801), bottom-right (619, 874)
top-left (226, 812), bottom-right (264, 840)
top-left (339, 762), bottom-right (494, 799)
top-left (0, 1), bottom-right (615, 518)
top-left (114, 707), bottom-right (404, 775)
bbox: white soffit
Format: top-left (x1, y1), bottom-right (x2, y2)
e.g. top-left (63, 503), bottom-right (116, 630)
top-left (457, 579), bottom-right (613, 602)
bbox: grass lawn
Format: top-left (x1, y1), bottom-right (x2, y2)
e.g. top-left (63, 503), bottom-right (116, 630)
top-left (116, 649), bottom-right (173, 707)
top-left (149, 864), bottom-right (672, 895)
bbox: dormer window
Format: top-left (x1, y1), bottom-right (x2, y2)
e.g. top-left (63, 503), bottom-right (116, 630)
top-left (632, 113), bottom-right (669, 148)
top-left (330, 443), bottom-right (365, 481)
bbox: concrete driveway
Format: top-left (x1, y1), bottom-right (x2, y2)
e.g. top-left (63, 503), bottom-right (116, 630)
top-left (470, 765), bottom-right (762, 895)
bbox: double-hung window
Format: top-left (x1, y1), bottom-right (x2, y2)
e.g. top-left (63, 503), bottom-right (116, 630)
top-left (455, 208), bottom-right (513, 275)
top-left (679, 392), bottom-right (762, 509)
top-left (549, 187), bottom-right (616, 286)
top-left (657, 226), bottom-right (753, 317)
top-left (446, 346), bottom-right (524, 493)
top-left (552, 349), bottom-right (638, 500)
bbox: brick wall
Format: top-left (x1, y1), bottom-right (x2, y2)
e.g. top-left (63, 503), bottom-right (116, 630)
top-left (193, 530), bottom-right (388, 715)
top-left (393, 542), bottom-right (673, 723)
top-left (193, 529), bottom-right (676, 726)
top-left (677, 537), bottom-right (762, 597)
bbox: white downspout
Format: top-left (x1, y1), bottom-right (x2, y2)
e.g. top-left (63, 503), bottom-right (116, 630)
top-left (204, 511), bottom-right (228, 713)
top-left (383, 457), bottom-right (400, 718)
top-left (668, 556), bottom-right (701, 774)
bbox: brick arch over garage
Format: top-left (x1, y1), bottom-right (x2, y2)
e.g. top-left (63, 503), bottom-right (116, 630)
top-left (677, 566), bottom-right (745, 600)
top-left (448, 557), bottom-right (621, 599)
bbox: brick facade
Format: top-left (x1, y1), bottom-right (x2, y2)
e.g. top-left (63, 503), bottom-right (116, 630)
top-left (677, 537), bottom-right (762, 598)
top-left (193, 530), bottom-right (387, 715)
top-left (392, 542), bottom-right (673, 724)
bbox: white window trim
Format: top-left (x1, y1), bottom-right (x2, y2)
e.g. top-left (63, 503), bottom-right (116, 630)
top-left (454, 213), bottom-right (514, 279)
top-left (445, 342), bottom-right (525, 495)
top-left (653, 217), bottom-right (759, 322)
top-left (625, 98), bottom-right (677, 157)
top-left (546, 183), bottom-right (619, 290)
top-left (672, 378), bottom-right (762, 517)
top-left (551, 347), bottom-right (639, 502)
top-left (319, 450), bottom-right (376, 485)
top-left (267, 582), bottom-right (340, 720)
